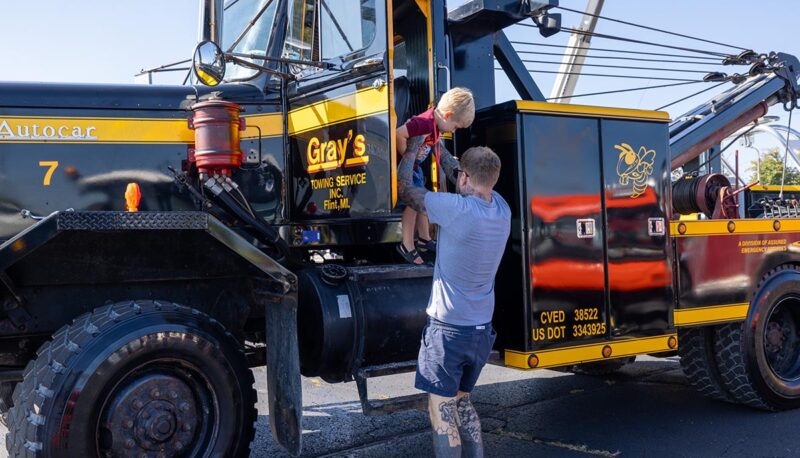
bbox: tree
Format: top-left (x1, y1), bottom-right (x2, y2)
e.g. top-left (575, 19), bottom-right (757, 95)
top-left (749, 148), bottom-right (800, 186)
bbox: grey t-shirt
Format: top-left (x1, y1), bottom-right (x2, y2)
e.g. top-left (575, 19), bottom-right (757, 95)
top-left (424, 190), bottom-right (511, 326)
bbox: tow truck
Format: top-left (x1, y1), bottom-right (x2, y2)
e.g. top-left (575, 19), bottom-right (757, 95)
top-left (0, 0), bottom-right (799, 456)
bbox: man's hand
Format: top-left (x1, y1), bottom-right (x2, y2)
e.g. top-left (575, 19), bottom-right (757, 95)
top-left (397, 136), bottom-right (428, 213)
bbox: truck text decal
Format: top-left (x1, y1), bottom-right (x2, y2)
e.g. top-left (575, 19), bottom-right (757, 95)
top-left (306, 130), bottom-right (368, 173)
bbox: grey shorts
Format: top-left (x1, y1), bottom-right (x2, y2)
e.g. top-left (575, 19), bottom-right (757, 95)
top-left (415, 317), bottom-right (497, 397)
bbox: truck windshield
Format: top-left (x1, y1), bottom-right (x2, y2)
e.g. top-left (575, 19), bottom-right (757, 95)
top-left (222, 0), bottom-right (279, 81)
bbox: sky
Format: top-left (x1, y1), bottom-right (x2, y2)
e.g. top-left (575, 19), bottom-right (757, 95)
top-left (2, 0), bottom-right (798, 176)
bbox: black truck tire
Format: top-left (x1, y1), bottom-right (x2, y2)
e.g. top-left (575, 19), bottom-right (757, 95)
top-left (678, 326), bottom-right (732, 402)
top-left (5, 300), bottom-right (257, 457)
top-left (713, 265), bottom-right (800, 410)
top-left (0, 381), bottom-right (16, 426)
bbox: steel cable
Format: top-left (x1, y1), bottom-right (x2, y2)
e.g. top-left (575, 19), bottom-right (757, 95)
top-left (655, 82), bottom-right (728, 110)
top-left (515, 49), bottom-right (727, 66)
top-left (519, 59), bottom-right (716, 74)
top-left (554, 5), bottom-right (748, 51)
top-left (518, 23), bottom-right (732, 57)
top-left (510, 41), bottom-right (723, 61)
top-left (540, 81), bottom-right (707, 101)
top-left (509, 68), bottom-right (702, 82)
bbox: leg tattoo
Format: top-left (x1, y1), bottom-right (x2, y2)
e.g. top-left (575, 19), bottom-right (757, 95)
top-left (456, 393), bottom-right (484, 458)
top-left (429, 395), bottom-right (461, 457)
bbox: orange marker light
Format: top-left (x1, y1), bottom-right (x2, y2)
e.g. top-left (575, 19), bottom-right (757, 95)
top-left (125, 183), bottom-right (141, 212)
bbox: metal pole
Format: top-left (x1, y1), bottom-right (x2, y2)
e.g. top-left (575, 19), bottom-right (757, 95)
top-left (198, 0), bottom-right (224, 44)
top-left (548, 0), bottom-right (605, 103)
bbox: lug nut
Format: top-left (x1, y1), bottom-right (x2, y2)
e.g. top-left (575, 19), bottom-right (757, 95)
top-left (133, 400), bottom-right (143, 409)
top-left (124, 420), bottom-right (134, 429)
top-left (170, 391), bottom-right (178, 399)
top-left (175, 441), bottom-right (184, 451)
top-left (183, 423), bottom-right (191, 432)
top-left (125, 439), bottom-right (135, 449)
top-left (179, 402), bottom-right (190, 412)
top-left (151, 389), bottom-right (160, 399)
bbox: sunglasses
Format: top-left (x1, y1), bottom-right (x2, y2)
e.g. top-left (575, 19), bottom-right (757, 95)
top-left (454, 168), bottom-right (470, 178)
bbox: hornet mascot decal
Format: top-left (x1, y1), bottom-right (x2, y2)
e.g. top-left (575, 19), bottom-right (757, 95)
top-left (615, 143), bottom-right (655, 198)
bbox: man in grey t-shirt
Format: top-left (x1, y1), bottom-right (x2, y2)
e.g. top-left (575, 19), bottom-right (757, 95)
top-left (398, 136), bottom-right (511, 458)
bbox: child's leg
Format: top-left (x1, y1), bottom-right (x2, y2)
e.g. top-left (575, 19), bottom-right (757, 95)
top-left (416, 212), bottom-right (432, 241)
top-left (402, 206), bottom-right (419, 251)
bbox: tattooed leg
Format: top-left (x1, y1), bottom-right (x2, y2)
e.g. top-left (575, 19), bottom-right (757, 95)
top-left (428, 394), bottom-right (461, 457)
top-left (456, 392), bottom-right (484, 457)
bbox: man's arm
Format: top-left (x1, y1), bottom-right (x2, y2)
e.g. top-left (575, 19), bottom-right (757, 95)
top-left (437, 138), bottom-right (459, 184)
top-left (397, 135), bottom-right (428, 213)
top-left (396, 124), bottom-right (409, 156)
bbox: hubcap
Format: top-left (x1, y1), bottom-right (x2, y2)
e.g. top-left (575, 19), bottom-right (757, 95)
top-left (763, 298), bottom-right (800, 381)
top-left (100, 371), bottom-right (206, 456)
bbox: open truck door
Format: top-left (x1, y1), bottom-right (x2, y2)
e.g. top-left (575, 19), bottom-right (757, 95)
top-left (282, 0), bottom-right (399, 229)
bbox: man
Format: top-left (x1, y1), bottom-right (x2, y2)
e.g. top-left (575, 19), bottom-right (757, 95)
top-left (398, 136), bottom-right (511, 457)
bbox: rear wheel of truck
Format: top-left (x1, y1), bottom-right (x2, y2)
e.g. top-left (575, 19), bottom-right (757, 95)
top-left (5, 300), bottom-right (257, 457)
top-left (678, 326), bottom-right (732, 402)
top-left (714, 265), bottom-right (800, 410)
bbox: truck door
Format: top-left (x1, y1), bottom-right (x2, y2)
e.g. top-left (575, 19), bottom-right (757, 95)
top-left (282, 0), bottom-right (398, 228)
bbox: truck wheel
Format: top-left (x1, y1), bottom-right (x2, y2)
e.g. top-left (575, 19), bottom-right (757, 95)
top-left (0, 381), bottom-right (15, 426)
top-left (678, 327), bottom-right (732, 402)
top-left (714, 265), bottom-right (800, 410)
top-left (5, 300), bottom-right (257, 457)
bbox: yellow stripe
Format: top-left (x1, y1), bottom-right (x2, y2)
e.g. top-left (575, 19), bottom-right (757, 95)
top-left (674, 303), bottom-right (749, 326)
top-left (0, 116), bottom-right (194, 144)
top-left (0, 87), bottom-right (390, 144)
top-left (241, 113), bottom-right (282, 139)
top-left (387, 0), bottom-right (398, 207)
top-left (515, 101), bottom-right (670, 122)
top-left (287, 86), bottom-right (389, 135)
top-left (752, 185), bottom-right (800, 192)
top-left (671, 218), bottom-right (800, 237)
top-left (504, 334), bottom-right (676, 370)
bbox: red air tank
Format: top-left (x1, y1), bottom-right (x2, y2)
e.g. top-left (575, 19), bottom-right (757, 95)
top-left (189, 100), bottom-right (245, 175)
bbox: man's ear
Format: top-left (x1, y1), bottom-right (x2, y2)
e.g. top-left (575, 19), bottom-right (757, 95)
top-left (443, 110), bottom-right (453, 121)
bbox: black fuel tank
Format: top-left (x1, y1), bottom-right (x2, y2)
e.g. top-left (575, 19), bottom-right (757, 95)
top-left (297, 264), bottom-right (432, 383)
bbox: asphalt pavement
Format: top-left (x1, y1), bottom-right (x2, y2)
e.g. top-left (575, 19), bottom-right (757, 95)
top-left (3, 356), bottom-right (799, 457)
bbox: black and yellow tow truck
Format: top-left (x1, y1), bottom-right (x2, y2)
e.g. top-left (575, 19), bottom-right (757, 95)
top-left (0, 0), bottom-right (799, 455)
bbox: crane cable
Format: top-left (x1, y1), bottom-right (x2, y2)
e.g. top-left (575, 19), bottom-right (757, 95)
top-left (553, 5), bottom-right (749, 51)
top-left (518, 22), bottom-right (733, 58)
top-left (510, 41), bottom-right (723, 61)
top-left (779, 108), bottom-right (796, 198)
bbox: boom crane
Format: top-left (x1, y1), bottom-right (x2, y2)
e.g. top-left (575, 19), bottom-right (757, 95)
top-left (670, 52), bottom-right (800, 171)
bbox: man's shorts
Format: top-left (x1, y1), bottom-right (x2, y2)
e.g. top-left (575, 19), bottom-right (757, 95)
top-left (415, 317), bottom-right (497, 397)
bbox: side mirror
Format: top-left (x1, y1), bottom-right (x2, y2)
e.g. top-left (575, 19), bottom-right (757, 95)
top-left (193, 40), bottom-right (226, 86)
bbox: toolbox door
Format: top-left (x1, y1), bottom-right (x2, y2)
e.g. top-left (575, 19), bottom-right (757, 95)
top-left (282, 0), bottom-right (396, 222)
top-left (523, 114), bottom-right (609, 350)
top-left (600, 119), bottom-right (674, 336)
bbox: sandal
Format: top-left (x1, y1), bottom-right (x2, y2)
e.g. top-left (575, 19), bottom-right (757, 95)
top-left (397, 243), bottom-right (424, 265)
top-left (416, 238), bottom-right (437, 253)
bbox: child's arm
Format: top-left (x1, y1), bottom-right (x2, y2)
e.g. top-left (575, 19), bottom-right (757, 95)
top-left (396, 124), bottom-right (409, 156)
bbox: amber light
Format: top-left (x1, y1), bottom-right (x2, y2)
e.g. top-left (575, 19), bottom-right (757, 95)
top-left (527, 354), bottom-right (539, 368)
top-left (125, 183), bottom-right (142, 212)
top-left (668, 336), bottom-right (678, 349)
top-left (602, 345), bottom-right (613, 358)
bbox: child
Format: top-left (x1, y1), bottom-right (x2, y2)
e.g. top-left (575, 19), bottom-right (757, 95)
top-left (395, 87), bottom-right (475, 264)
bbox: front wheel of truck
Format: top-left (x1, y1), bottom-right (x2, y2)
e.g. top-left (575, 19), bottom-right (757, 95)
top-left (5, 300), bottom-right (257, 457)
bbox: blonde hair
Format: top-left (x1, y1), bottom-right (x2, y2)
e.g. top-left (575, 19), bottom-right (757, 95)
top-left (461, 146), bottom-right (501, 188)
top-left (437, 87), bottom-right (475, 127)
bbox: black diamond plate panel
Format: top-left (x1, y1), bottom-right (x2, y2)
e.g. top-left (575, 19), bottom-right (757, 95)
top-left (56, 212), bottom-right (209, 231)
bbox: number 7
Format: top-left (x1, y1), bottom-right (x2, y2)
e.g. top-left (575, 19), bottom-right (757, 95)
top-left (39, 161), bottom-right (59, 186)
